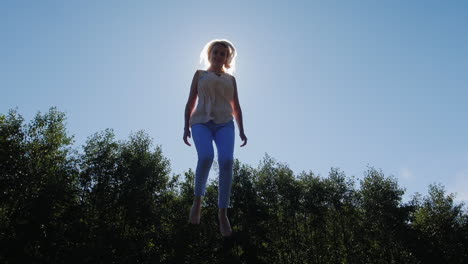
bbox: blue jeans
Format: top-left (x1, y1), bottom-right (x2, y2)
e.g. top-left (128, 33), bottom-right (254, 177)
top-left (191, 120), bottom-right (235, 208)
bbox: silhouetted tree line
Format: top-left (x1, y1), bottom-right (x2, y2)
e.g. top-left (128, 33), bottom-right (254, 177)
top-left (1, 108), bottom-right (467, 264)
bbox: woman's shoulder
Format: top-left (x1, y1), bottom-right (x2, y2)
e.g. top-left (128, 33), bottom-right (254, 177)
top-left (192, 70), bottom-right (208, 81)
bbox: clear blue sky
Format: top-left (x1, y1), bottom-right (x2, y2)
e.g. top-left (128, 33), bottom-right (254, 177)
top-left (2, 0), bottom-right (467, 203)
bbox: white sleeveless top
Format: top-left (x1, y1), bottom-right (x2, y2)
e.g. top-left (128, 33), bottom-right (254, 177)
top-left (189, 70), bottom-right (235, 126)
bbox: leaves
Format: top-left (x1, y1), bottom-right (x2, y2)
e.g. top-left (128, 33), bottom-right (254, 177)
top-left (1, 108), bottom-right (467, 263)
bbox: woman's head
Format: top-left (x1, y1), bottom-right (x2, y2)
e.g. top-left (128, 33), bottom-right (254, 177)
top-left (200, 39), bottom-right (237, 74)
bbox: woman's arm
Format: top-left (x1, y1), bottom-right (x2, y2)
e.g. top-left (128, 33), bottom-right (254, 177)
top-left (183, 70), bottom-right (200, 146)
top-left (231, 76), bottom-right (248, 147)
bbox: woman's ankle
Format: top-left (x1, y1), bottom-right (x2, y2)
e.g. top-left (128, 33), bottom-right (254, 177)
top-left (193, 196), bottom-right (203, 206)
top-left (217, 209), bottom-right (232, 236)
top-left (189, 198), bottom-right (203, 224)
top-left (218, 208), bottom-right (228, 216)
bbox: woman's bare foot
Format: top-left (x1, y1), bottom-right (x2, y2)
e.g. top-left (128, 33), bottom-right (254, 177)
top-left (189, 197), bottom-right (202, 224)
top-left (218, 209), bottom-right (232, 237)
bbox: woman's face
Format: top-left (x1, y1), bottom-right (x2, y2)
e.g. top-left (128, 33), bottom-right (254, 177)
top-left (209, 44), bottom-right (228, 68)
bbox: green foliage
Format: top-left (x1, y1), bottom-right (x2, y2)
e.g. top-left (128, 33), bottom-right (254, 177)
top-left (0, 108), bottom-right (79, 263)
top-left (411, 184), bottom-right (468, 263)
top-left (1, 108), bottom-right (467, 263)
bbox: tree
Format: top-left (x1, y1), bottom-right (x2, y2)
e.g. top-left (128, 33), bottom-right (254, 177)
top-left (2, 108), bottom-right (467, 263)
top-left (412, 184), bottom-right (468, 263)
top-left (358, 167), bottom-right (417, 264)
top-left (0, 107), bottom-right (80, 263)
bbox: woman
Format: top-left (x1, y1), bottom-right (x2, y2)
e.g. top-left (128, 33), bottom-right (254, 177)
top-left (183, 39), bottom-right (247, 237)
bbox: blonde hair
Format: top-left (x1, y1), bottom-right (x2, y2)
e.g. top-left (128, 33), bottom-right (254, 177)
top-left (200, 39), bottom-right (237, 74)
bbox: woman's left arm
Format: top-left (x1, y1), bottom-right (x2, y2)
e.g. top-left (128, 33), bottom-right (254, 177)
top-left (231, 76), bottom-right (248, 147)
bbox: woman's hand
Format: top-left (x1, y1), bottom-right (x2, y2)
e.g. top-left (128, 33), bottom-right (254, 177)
top-left (183, 128), bottom-right (192, 146)
top-left (240, 132), bottom-right (247, 147)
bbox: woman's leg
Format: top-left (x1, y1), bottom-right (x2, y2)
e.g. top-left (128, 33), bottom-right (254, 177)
top-left (189, 123), bottom-right (214, 224)
top-left (191, 123), bottom-right (215, 198)
top-left (213, 121), bottom-right (235, 236)
top-left (214, 121), bottom-right (235, 209)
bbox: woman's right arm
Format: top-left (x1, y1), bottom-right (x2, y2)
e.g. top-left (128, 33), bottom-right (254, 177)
top-left (183, 70), bottom-right (200, 146)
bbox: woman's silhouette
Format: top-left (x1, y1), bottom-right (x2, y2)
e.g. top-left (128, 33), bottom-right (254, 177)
top-left (183, 39), bottom-right (247, 237)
